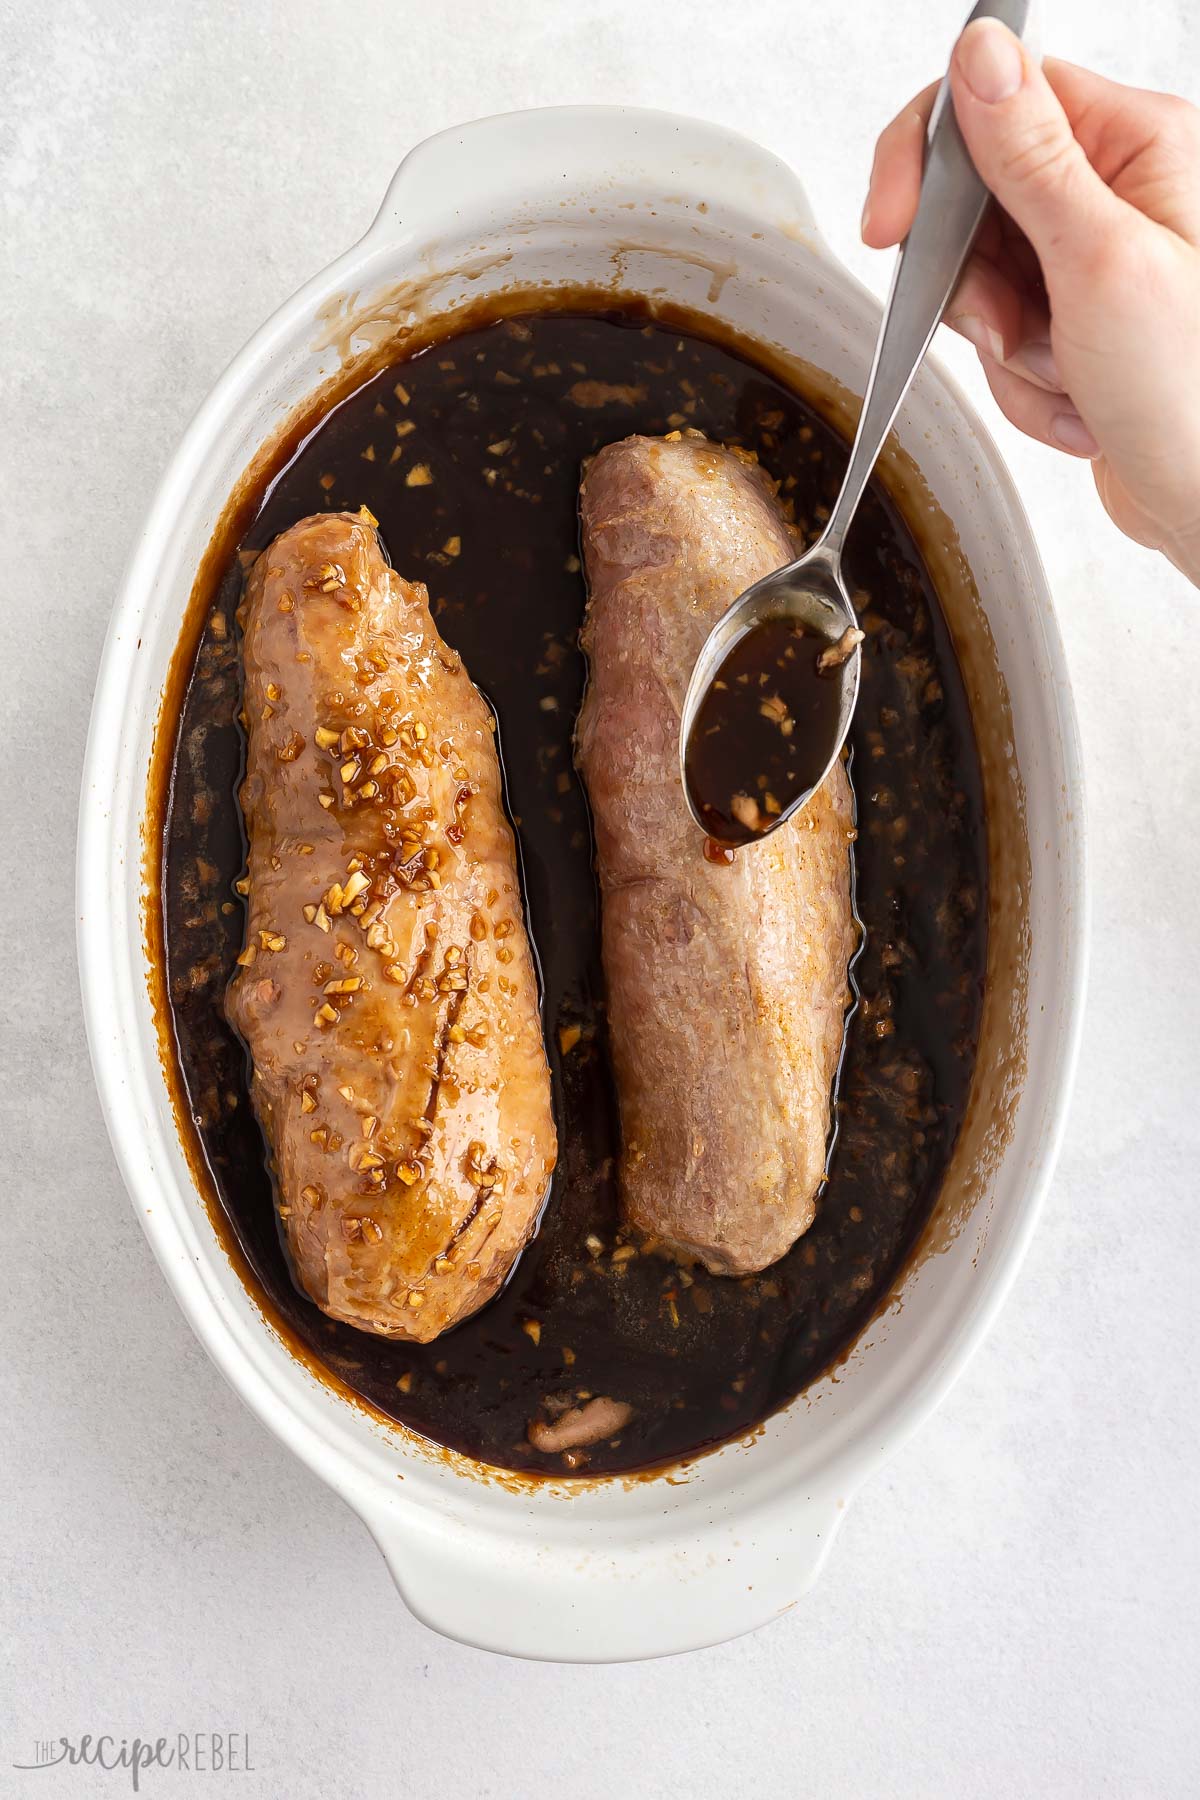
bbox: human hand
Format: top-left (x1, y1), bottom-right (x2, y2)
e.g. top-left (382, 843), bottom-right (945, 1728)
top-left (862, 17), bottom-right (1200, 585)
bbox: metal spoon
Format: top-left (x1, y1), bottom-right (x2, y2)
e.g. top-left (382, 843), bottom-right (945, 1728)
top-left (680, 0), bottom-right (1034, 841)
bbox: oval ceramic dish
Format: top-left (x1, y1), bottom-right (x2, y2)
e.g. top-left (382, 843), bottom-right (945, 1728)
top-left (78, 106), bottom-right (1087, 1663)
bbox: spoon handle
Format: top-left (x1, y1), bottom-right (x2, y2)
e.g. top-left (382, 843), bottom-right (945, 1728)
top-left (818, 0), bottom-right (1036, 564)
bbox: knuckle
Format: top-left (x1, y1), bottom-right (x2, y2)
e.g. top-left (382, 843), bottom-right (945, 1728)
top-left (1165, 94), bottom-right (1200, 164)
top-left (1160, 91), bottom-right (1200, 138)
top-left (1000, 118), bottom-right (1081, 191)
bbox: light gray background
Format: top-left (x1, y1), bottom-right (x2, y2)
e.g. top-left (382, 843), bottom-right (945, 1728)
top-left (3, 1), bottom-right (1198, 1795)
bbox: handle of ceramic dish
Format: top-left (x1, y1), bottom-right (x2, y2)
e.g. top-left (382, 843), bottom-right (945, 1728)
top-left (366, 106), bottom-right (819, 250)
top-left (358, 1493), bottom-right (844, 1660)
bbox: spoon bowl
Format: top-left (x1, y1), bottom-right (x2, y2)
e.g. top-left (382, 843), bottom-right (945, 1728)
top-left (678, 548), bottom-right (862, 841)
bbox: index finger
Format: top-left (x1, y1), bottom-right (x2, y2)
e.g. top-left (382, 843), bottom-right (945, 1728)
top-left (862, 80), bottom-right (939, 247)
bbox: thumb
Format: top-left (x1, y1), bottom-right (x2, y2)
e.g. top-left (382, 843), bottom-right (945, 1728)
top-left (950, 18), bottom-right (1119, 275)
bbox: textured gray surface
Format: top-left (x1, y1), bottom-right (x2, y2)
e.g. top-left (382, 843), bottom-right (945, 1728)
top-left (3, 1), bottom-right (1198, 1795)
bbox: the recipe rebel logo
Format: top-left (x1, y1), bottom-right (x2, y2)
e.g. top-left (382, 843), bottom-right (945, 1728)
top-left (12, 1733), bottom-right (255, 1790)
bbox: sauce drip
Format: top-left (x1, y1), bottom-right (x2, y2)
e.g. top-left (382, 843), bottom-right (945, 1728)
top-left (161, 308), bottom-right (988, 1476)
top-left (686, 616), bottom-right (845, 844)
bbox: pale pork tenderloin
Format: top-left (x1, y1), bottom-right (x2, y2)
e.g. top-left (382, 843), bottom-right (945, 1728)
top-left (577, 434), bottom-right (857, 1275)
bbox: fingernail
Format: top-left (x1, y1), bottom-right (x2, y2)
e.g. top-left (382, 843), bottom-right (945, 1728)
top-left (956, 18), bottom-right (1024, 104)
top-left (1013, 339), bottom-right (1063, 390)
top-left (1050, 410), bottom-right (1100, 458)
top-left (949, 312), bottom-right (1005, 364)
top-left (860, 197), bottom-right (873, 241)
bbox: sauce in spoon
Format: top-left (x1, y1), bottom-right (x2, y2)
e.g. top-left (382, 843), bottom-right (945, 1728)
top-left (684, 615), bottom-right (860, 846)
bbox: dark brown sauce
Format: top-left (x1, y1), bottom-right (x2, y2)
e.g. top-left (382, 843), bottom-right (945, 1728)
top-left (686, 616), bottom-right (844, 845)
top-left (162, 309), bottom-right (988, 1476)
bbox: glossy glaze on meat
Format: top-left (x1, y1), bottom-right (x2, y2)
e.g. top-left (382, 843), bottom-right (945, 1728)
top-left (226, 510), bottom-right (556, 1342)
top-left (577, 434), bottom-right (858, 1273)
